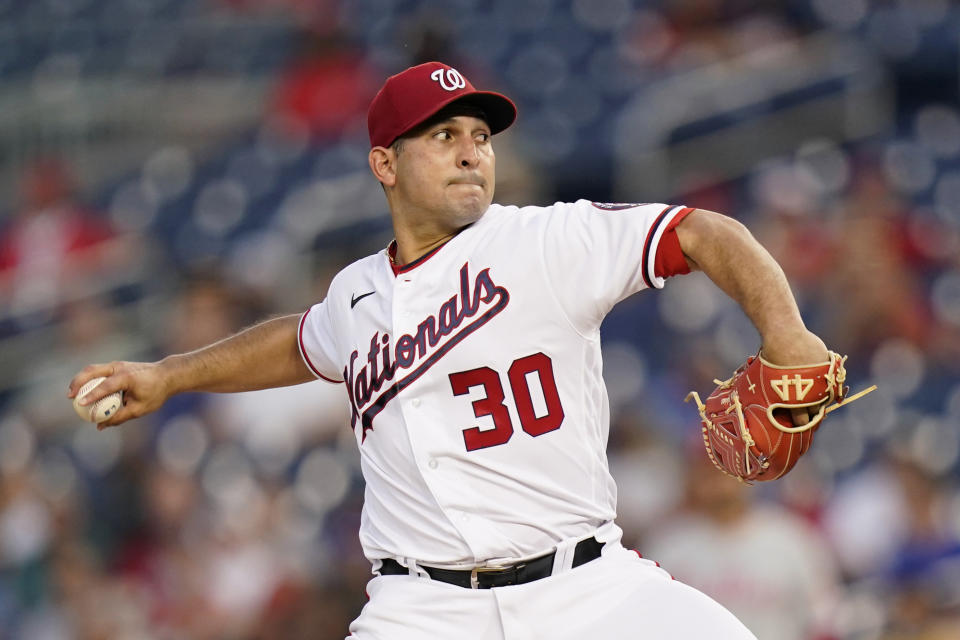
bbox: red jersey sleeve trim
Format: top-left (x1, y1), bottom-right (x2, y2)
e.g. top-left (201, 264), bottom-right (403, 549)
top-left (653, 206), bottom-right (694, 280)
top-left (640, 205), bottom-right (690, 289)
top-left (298, 309), bottom-right (343, 384)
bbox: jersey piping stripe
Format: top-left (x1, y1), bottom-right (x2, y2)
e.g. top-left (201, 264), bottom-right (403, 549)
top-left (632, 550), bottom-right (676, 580)
top-left (394, 242), bottom-right (445, 273)
top-left (388, 239), bottom-right (448, 276)
top-left (640, 204), bottom-right (682, 290)
top-left (298, 310), bottom-right (344, 384)
top-left (387, 223), bottom-right (474, 275)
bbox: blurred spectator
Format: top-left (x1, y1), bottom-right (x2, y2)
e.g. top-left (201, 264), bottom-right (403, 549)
top-left (607, 418), bottom-right (685, 548)
top-left (881, 579), bottom-right (960, 640)
top-left (0, 160), bottom-right (127, 323)
top-left (821, 458), bottom-right (911, 581)
top-left (645, 453), bottom-right (842, 640)
top-left (164, 272), bottom-right (266, 354)
top-left (818, 163), bottom-right (932, 359)
top-left (749, 159), bottom-right (838, 300)
top-left (269, 25), bottom-right (380, 143)
top-left (111, 463), bottom-right (210, 636)
top-left (149, 272), bottom-right (265, 432)
top-left (878, 459), bottom-right (960, 640)
top-left (823, 455), bottom-right (960, 638)
top-left (650, 0), bottom-right (806, 71)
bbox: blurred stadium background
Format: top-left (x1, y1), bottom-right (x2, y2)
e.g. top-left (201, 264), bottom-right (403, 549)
top-left (0, 0), bottom-right (959, 638)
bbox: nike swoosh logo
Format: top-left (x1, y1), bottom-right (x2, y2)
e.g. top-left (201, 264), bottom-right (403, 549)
top-left (351, 291), bottom-right (376, 308)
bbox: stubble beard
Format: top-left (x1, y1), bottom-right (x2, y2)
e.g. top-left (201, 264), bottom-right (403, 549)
top-left (447, 193), bottom-right (489, 230)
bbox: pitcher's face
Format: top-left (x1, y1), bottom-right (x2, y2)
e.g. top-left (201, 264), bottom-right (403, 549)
top-left (391, 115), bottom-right (496, 229)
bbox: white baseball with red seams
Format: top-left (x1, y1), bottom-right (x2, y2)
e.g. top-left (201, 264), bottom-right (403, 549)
top-left (73, 376), bottom-right (124, 423)
top-left (300, 200), bottom-right (688, 565)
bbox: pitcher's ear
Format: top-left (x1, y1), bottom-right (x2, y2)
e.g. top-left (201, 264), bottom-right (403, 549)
top-left (369, 146), bottom-right (397, 187)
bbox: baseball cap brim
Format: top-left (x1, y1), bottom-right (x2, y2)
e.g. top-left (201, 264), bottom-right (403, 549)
top-left (385, 91), bottom-right (516, 148)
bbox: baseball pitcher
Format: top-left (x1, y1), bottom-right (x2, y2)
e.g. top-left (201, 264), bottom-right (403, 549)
top-left (70, 62), bottom-right (843, 639)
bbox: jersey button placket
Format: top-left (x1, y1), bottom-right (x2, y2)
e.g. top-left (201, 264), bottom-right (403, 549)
top-left (390, 270), bottom-right (473, 551)
top-left (392, 274), bottom-right (415, 330)
top-left (391, 272), bottom-right (437, 488)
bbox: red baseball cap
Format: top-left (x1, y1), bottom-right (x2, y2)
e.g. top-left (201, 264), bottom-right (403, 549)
top-left (367, 61), bottom-right (517, 149)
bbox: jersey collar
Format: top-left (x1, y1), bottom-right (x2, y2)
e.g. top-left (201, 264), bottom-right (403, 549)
top-left (385, 222), bottom-right (476, 276)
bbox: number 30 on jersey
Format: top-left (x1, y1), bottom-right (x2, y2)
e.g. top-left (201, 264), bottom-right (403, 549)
top-left (448, 352), bottom-right (565, 451)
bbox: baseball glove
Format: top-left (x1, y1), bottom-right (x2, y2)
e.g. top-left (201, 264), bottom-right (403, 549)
top-left (686, 351), bottom-right (848, 483)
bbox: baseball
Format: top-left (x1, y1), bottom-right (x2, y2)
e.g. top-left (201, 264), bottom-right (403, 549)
top-left (73, 377), bottom-right (123, 423)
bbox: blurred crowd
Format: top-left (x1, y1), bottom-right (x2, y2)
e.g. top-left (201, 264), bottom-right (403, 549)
top-left (2, 0), bottom-right (960, 639)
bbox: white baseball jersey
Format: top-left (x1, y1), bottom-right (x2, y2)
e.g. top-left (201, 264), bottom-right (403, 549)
top-left (299, 199), bottom-right (692, 567)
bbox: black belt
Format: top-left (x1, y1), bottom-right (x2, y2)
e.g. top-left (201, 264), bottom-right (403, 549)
top-left (379, 537), bottom-right (604, 589)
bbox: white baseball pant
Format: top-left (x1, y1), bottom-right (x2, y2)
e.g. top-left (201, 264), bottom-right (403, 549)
top-left (348, 543), bottom-right (757, 639)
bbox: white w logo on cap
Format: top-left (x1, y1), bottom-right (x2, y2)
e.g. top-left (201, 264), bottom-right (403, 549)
top-left (430, 68), bottom-right (466, 91)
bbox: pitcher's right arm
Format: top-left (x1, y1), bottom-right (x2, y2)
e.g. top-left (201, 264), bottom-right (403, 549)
top-left (67, 314), bottom-right (314, 428)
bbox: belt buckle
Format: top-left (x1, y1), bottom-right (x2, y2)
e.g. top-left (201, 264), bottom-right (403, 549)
top-left (469, 565), bottom-right (499, 589)
top-left (469, 563), bottom-right (523, 589)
